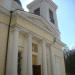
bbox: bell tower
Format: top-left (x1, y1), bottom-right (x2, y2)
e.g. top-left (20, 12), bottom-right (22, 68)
top-left (0, 0), bottom-right (22, 10)
top-left (27, 0), bottom-right (59, 29)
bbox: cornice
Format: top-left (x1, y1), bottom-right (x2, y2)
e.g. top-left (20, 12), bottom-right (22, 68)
top-left (16, 11), bottom-right (60, 38)
top-left (16, 11), bottom-right (64, 47)
top-left (27, 0), bottom-right (41, 9)
top-left (27, 0), bottom-right (57, 11)
top-left (56, 39), bottom-right (65, 47)
top-left (46, 0), bottom-right (57, 10)
top-left (14, 23), bottom-right (64, 50)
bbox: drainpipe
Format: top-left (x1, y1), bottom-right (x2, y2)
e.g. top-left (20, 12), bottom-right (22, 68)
top-left (4, 11), bottom-right (13, 75)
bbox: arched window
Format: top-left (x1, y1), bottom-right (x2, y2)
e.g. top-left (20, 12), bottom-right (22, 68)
top-left (49, 9), bottom-right (55, 24)
top-left (34, 8), bottom-right (40, 16)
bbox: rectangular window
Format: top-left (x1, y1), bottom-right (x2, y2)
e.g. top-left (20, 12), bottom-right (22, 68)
top-left (32, 43), bottom-right (38, 65)
top-left (32, 55), bottom-right (37, 65)
top-left (32, 43), bottom-right (38, 53)
top-left (49, 9), bottom-right (55, 24)
top-left (34, 8), bottom-right (40, 16)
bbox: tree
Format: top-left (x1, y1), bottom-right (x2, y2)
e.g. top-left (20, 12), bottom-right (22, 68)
top-left (64, 48), bottom-right (75, 74)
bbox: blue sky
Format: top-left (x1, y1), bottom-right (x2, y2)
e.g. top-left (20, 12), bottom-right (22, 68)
top-left (20, 0), bottom-right (75, 49)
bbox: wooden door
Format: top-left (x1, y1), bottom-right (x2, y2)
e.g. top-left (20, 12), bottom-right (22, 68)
top-left (33, 65), bottom-right (41, 75)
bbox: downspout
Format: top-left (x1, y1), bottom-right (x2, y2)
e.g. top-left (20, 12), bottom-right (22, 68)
top-left (4, 11), bottom-right (13, 75)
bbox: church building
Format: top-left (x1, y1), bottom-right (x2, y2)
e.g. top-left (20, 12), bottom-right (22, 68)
top-left (0, 0), bottom-right (66, 75)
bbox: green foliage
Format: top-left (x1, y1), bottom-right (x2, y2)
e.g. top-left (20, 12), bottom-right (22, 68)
top-left (18, 51), bottom-right (22, 75)
top-left (64, 49), bottom-right (75, 74)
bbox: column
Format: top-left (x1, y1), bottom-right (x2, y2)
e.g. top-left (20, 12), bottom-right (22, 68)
top-left (27, 33), bottom-right (33, 75)
top-left (42, 40), bottom-right (48, 75)
top-left (6, 28), bottom-right (19, 75)
top-left (21, 38), bottom-right (28, 75)
top-left (46, 45), bottom-right (52, 75)
top-left (49, 45), bottom-right (54, 75)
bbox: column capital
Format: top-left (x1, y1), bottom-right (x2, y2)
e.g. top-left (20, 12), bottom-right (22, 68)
top-left (27, 33), bottom-right (32, 37)
top-left (42, 38), bottom-right (46, 42)
top-left (10, 26), bottom-right (20, 32)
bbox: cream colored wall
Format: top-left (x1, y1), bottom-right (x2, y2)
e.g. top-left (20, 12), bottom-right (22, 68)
top-left (52, 55), bottom-right (65, 75)
top-left (0, 23), bottom-right (8, 75)
top-left (51, 46), bottom-right (66, 75)
top-left (0, 11), bottom-right (9, 25)
top-left (0, 7), bottom-right (9, 75)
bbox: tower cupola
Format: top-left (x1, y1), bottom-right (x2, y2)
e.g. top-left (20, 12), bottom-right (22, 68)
top-left (27, 0), bottom-right (58, 25)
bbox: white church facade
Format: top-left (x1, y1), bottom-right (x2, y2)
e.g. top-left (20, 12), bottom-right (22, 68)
top-left (0, 0), bottom-right (66, 75)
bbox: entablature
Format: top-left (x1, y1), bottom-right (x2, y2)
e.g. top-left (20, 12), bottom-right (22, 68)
top-left (15, 11), bottom-right (60, 39)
